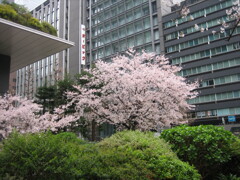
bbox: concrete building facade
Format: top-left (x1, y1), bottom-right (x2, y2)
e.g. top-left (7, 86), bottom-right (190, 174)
top-left (12, 0), bottom-right (240, 127)
top-left (15, 0), bottom-right (85, 97)
top-left (85, 0), bottom-right (168, 66)
top-left (163, 0), bottom-right (240, 125)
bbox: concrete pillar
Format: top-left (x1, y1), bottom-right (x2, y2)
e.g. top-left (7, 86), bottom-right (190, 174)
top-left (0, 54), bottom-right (10, 95)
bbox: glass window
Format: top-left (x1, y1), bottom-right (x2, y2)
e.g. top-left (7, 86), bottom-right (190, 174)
top-left (136, 33), bottom-right (144, 46)
top-left (92, 39), bottom-right (97, 48)
top-left (98, 25), bottom-right (104, 34)
top-left (153, 16), bottom-right (158, 26)
top-left (152, 1), bottom-right (157, 13)
top-left (105, 45), bottom-right (112, 56)
top-left (119, 14), bottom-right (125, 25)
top-left (118, 3), bottom-right (125, 13)
top-left (98, 13), bottom-right (104, 23)
top-left (145, 31), bottom-right (152, 43)
top-left (145, 45), bottom-right (153, 52)
top-left (127, 36), bottom-right (135, 48)
top-left (104, 0), bottom-right (111, 8)
top-left (105, 34), bottom-right (111, 44)
top-left (119, 27), bottom-right (126, 38)
top-left (134, 20), bottom-right (142, 32)
top-left (105, 21), bottom-right (111, 31)
top-left (119, 39), bottom-right (127, 51)
top-left (126, 0), bottom-right (133, 10)
top-left (126, 11), bottom-right (134, 22)
top-left (133, 0), bottom-right (142, 6)
top-left (234, 91), bottom-right (240, 98)
top-left (112, 30), bottom-right (118, 41)
top-left (98, 48), bottom-right (104, 58)
top-left (127, 23), bottom-right (134, 35)
top-left (104, 10), bottom-right (111, 20)
top-left (112, 42), bottom-right (119, 53)
top-left (111, 7), bottom-right (118, 17)
top-left (111, 18), bottom-right (118, 28)
top-left (217, 108), bottom-right (229, 116)
top-left (154, 30), bottom-right (159, 40)
top-left (98, 36), bottom-right (104, 46)
top-left (155, 43), bottom-right (160, 54)
top-left (143, 17), bottom-right (150, 29)
top-left (134, 7), bottom-right (142, 19)
top-left (142, 4), bottom-right (149, 15)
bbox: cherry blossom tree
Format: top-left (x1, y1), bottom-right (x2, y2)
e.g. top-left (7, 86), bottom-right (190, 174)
top-left (66, 51), bottom-right (198, 131)
top-left (225, 0), bottom-right (240, 40)
top-left (0, 94), bottom-right (75, 138)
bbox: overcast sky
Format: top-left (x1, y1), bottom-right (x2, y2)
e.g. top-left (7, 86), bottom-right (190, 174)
top-left (16, 0), bottom-right (183, 11)
top-left (15, 0), bottom-right (45, 10)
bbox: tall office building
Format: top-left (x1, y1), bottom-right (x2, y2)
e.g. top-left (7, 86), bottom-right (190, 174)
top-left (15, 0), bottom-right (168, 97)
top-left (85, 0), bottom-right (169, 65)
top-left (163, 0), bottom-right (240, 125)
top-left (15, 0), bottom-right (85, 97)
top-left (13, 0), bottom-right (240, 127)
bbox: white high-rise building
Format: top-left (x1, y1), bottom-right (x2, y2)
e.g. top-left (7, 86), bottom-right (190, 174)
top-left (15, 0), bottom-right (85, 97)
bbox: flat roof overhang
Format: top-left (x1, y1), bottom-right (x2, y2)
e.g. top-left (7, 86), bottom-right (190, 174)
top-left (0, 18), bottom-right (74, 72)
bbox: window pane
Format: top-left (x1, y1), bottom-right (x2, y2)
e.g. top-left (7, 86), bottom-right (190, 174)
top-left (143, 17), bottom-right (150, 29)
top-left (134, 20), bottom-right (142, 32)
top-left (145, 31), bottom-right (151, 43)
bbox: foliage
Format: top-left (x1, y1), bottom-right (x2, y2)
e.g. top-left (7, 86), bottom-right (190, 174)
top-left (0, 3), bottom-right (57, 36)
top-left (218, 174), bottom-right (240, 180)
top-left (221, 138), bottom-right (240, 177)
top-left (35, 85), bottom-right (56, 114)
top-left (0, 132), bottom-right (85, 179)
top-left (34, 76), bottom-right (91, 138)
top-left (0, 131), bottom-right (200, 180)
top-left (41, 21), bottom-right (57, 36)
top-left (161, 125), bottom-right (238, 179)
top-left (87, 131), bottom-right (201, 180)
top-left (66, 50), bottom-right (198, 131)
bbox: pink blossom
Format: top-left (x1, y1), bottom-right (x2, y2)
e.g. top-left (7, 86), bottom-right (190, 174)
top-left (0, 94), bottom-right (76, 138)
top-left (66, 51), bottom-right (198, 131)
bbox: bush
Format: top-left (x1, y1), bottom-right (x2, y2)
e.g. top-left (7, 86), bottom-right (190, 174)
top-left (0, 3), bottom-right (57, 36)
top-left (42, 21), bottom-right (58, 36)
top-left (0, 132), bottom-right (85, 179)
top-left (0, 4), bottom-right (18, 21)
top-left (83, 131), bottom-right (201, 179)
top-left (161, 125), bottom-right (238, 179)
top-left (0, 131), bottom-right (201, 179)
top-left (221, 138), bottom-right (240, 177)
top-left (28, 17), bottom-right (44, 31)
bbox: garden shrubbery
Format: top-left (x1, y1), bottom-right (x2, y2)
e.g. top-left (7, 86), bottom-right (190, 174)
top-left (0, 3), bottom-right (57, 36)
top-left (93, 131), bottom-right (200, 180)
top-left (0, 132), bottom-right (85, 179)
top-left (161, 125), bottom-right (240, 179)
top-left (0, 131), bottom-right (200, 180)
top-left (1, 126), bottom-right (239, 179)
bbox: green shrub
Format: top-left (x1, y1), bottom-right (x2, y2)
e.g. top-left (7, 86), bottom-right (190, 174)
top-left (161, 125), bottom-right (238, 179)
top-left (0, 131), bottom-right (201, 180)
top-left (0, 3), bottom-right (57, 36)
top-left (28, 17), bottom-right (43, 31)
top-left (0, 132), bottom-right (85, 179)
top-left (221, 138), bottom-right (240, 177)
top-left (218, 174), bottom-right (240, 180)
top-left (0, 4), bottom-right (18, 21)
top-left (84, 131), bottom-right (201, 180)
top-left (42, 21), bottom-right (58, 36)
